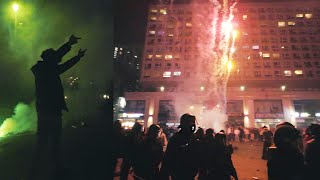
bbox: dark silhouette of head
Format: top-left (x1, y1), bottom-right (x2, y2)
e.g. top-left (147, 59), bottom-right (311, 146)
top-left (147, 124), bottom-right (161, 139)
top-left (41, 48), bottom-right (60, 63)
top-left (274, 122), bottom-right (300, 151)
top-left (113, 120), bottom-right (122, 132)
top-left (178, 113), bottom-right (196, 133)
top-left (206, 128), bottom-right (214, 136)
top-left (215, 132), bottom-right (227, 147)
top-left (131, 122), bottom-right (143, 134)
top-left (195, 127), bottom-right (204, 138)
top-left (306, 124), bottom-right (320, 138)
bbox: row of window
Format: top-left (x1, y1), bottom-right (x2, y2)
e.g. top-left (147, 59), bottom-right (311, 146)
top-left (242, 13), bottom-right (313, 21)
top-left (237, 7), bottom-right (320, 13)
top-left (238, 49), bottom-right (319, 55)
top-left (234, 70), bottom-right (320, 78)
top-left (240, 28), bottom-right (320, 36)
top-left (150, 8), bottom-right (192, 15)
top-left (148, 21), bottom-right (192, 30)
top-left (242, 13), bottom-right (314, 21)
top-left (145, 54), bottom-right (195, 61)
top-left (142, 70), bottom-right (320, 79)
top-left (144, 52), bottom-right (320, 60)
top-left (244, 61), bottom-right (320, 68)
top-left (241, 34), bottom-right (320, 41)
top-left (145, 47), bottom-right (197, 54)
top-left (144, 63), bottom-right (180, 69)
top-left (143, 71), bottom-right (184, 78)
top-left (238, 45), bottom-right (320, 51)
top-left (150, 16), bottom-right (193, 22)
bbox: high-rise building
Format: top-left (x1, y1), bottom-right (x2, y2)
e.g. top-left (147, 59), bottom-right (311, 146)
top-left (123, 0), bottom-right (320, 129)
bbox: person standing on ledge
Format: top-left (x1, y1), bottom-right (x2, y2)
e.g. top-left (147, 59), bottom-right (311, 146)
top-left (30, 34), bottom-right (87, 179)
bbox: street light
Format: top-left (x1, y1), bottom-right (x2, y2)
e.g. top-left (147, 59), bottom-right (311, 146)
top-left (12, 3), bottom-right (20, 36)
top-left (12, 3), bottom-right (19, 12)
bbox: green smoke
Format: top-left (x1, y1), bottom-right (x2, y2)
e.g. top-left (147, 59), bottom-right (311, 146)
top-left (0, 1), bottom-right (112, 125)
top-left (0, 102), bottom-right (37, 137)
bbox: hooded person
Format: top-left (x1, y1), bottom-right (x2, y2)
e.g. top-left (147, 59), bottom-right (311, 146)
top-left (160, 113), bottom-right (201, 180)
top-left (133, 124), bottom-right (164, 180)
top-left (213, 132), bottom-right (238, 180)
top-left (29, 35), bottom-right (86, 180)
top-left (267, 122), bottom-right (305, 180)
top-left (304, 124), bottom-right (320, 179)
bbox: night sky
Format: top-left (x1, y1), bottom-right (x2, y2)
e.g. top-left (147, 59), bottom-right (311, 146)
top-left (0, 0), bottom-right (112, 117)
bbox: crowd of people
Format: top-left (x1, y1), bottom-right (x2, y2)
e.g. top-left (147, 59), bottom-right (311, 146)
top-left (112, 114), bottom-right (320, 180)
top-left (112, 113), bottom-right (238, 180)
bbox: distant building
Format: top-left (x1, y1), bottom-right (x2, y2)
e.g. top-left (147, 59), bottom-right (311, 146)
top-left (123, 0), bottom-right (320, 129)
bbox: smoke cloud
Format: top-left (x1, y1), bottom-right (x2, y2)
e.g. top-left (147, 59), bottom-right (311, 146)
top-left (0, 0), bottom-right (112, 125)
top-left (0, 102), bottom-right (37, 137)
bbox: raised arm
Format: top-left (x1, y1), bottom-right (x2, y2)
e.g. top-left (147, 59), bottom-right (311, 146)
top-left (58, 49), bottom-right (87, 74)
top-left (56, 35), bottom-right (81, 60)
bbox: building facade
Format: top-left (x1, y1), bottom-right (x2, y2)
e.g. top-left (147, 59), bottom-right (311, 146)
top-left (122, 0), bottom-right (320, 129)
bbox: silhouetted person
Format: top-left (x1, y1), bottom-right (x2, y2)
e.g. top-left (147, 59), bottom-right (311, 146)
top-left (304, 124), bottom-right (320, 179)
top-left (133, 124), bottom-right (164, 180)
top-left (111, 120), bottom-right (125, 178)
top-left (199, 128), bottom-right (218, 180)
top-left (160, 113), bottom-right (200, 180)
top-left (29, 35), bottom-right (86, 180)
top-left (120, 122), bottom-right (144, 180)
top-left (261, 126), bottom-right (273, 160)
top-left (159, 127), bottom-right (168, 152)
top-left (195, 127), bottom-right (205, 141)
top-left (214, 132), bottom-right (238, 180)
top-left (267, 122), bottom-right (304, 180)
top-left (239, 127), bottom-right (244, 142)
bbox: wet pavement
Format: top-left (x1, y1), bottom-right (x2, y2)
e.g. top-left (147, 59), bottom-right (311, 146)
top-left (0, 126), bottom-right (109, 180)
top-left (114, 141), bottom-right (268, 180)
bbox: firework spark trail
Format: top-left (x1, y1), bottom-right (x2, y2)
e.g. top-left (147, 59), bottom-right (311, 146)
top-left (191, 0), bottom-right (237, 129)
top-left (197, 0), bottom-right (237, 110)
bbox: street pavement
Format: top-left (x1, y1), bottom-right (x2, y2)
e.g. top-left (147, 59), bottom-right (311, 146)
top-left (0, 125), bottom-right (109, 180)
top-left (114, 141), bottom-right (268, 180)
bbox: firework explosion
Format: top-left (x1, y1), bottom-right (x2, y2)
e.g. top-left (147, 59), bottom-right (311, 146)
top-left (194, 0), bottom-right (238, 130)
top-left (164, 0), bottom-right (238, 130)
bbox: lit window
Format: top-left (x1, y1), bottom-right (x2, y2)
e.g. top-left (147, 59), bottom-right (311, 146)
top-left (273, 53), bottom-right (280, 59)
top-left (144, 72), bottom-right (151, 78)
top-left (155, 63), bottom-right (161, 69)
top-left (295, 70), bottom-right (303, 75)
top-left (173, 71), bottom-right (181, 76)
top-left (263, 53), bottom-right (270, 58)
top-left (155, 55), bottom-right (162, 59)
top-left (151, 9), bottom-right (158, 13)
top-left (275, 71), bottom-right (281, 77)
top-left (163, 71), bottom-right (171, 77)
top-left (150, 17), bottom-right (157, 21)
top-left (168, 34), bottom-right (174, 37)
top-left (186, 23), bottom-right (192, 27)
top-left (278, 22), bottom-right (285, 27)
top-left (243, 15), bottom-right (247, 20)
top-left (160, 9), bottom-right (167, 14)
top-left (149, 31), bottom-right (156, 35)
top-left (296, 14), bottom-right (303, 18)
top-left (305, 14), bottom-right (312, 19)
top-left (284, 70), bottom-right (292, 76)
top-left (147, 55), bottom-right (153, 59)
top-left (165, 55), bottom-right (173, 60)
top-left (288, 22), bottom-right (295, 26)
top-left (252, 45), bottom-right (259, 50)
